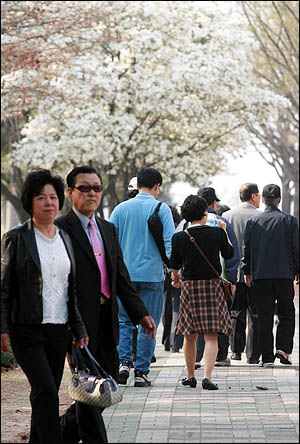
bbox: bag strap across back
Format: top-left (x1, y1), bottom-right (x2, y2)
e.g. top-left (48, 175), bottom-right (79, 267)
top-left (184, 229), bottom-right (220, 278)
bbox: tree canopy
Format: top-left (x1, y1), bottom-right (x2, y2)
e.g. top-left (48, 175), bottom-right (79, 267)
top-left (240, 1), bottom-right (299, 217)
top-left (2, 1), bottom-right (288, 217)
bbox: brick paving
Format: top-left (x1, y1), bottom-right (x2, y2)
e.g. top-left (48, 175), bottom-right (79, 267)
top-left (1, 290), bottom-right (298, 443)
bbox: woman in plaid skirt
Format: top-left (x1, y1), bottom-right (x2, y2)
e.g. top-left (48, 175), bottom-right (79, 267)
top-left (170, 195), bottom-right (234, 390)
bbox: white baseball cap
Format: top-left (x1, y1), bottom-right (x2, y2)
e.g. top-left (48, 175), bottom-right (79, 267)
top-left (128, 177), bottom-right (138, 191)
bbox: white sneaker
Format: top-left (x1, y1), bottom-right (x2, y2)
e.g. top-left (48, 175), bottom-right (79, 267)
top-left (118, 361), bottom-right (131, 385)
top-left (275, 350), bottom-right (292, 365)
top-left (134, 371), bottom-right (151, 387)
top-left (259, 361), bottom-right (275, 368)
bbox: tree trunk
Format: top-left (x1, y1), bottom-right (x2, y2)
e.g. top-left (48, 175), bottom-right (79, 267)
top-left (1, 180), bottom-right (29, 223)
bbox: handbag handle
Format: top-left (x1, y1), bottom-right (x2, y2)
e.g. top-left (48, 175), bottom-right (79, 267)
top-left (72, 344), bottom-right (110, 379)
top-left (184, 229), bottom-right (220, 278)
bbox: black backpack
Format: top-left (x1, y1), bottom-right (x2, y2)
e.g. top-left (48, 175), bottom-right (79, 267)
top-left (147, 202), bottom-right (170, 268)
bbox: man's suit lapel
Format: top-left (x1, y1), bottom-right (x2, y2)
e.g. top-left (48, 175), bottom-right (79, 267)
top-left (21, 219), bottom-right (41, 272)
top-left (66, 210), bottom-right (98, 269)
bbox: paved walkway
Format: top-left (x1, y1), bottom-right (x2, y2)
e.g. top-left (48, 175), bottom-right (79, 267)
top-left (103, 291), bottom-right (299, 443)
top-left (1, 291), bottom-right (299, 443)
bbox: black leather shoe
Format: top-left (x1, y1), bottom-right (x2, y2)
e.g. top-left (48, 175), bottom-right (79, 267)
top-left (202, 378), bottom-right (218, 390)
top-left (181, 377), bottom-right (197, 388)
top-left (151, 353), bottom-right (157, 363)
top-left (247, 358), bottom-right (259, 364)
top-left (231, 352), bottom-right (242, 360)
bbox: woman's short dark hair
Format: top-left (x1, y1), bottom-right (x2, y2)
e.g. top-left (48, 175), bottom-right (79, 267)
top-left (66, 166), bottom-right (102, 188)
top-left (181, 195), bottom-right (208, 222)
top-left (137, 168), bottom-right (162, 189)
top-left (21, 169), bottom-right (65, 215)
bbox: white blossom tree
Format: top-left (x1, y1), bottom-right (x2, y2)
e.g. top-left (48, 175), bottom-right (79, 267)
top-left (10, 1), bottom-right (288, 211)
top-left (1, 0), bottom-right (111, 118)
top-left (1, 0), bottom-right (113, 221)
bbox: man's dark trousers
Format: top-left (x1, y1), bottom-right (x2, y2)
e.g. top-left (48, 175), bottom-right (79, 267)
top-left (253, 279), bottom-right (295, 363)
top-left (60, 302), bottom-right (119, 444)
top-left (230, 282), bottom-right (261, 360)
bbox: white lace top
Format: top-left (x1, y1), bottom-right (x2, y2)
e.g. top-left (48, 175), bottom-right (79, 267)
top-left (34, 226), bottom-right (71, 324)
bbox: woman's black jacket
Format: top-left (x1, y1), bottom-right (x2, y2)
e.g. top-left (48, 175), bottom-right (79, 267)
top-left (1, 219), bottom-right (87, 339)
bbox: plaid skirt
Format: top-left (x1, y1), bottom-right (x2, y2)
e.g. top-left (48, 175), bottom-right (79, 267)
top-left (176, 278), bottom-right (233, 335)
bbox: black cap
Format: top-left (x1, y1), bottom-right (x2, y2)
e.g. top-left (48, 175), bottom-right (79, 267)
top-left (262, 184), bottom-right (281, 199)
top-left (197, 187), bottom-right (220, 205)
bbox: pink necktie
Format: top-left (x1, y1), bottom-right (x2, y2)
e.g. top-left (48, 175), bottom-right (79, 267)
top-left (88, 220), bottom-right (111, 299)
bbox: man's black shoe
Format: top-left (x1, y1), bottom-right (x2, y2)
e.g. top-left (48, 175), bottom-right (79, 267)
top-left (231, 352), bottom-right (242, 360)
top-left (247, 359), bottom-right (259, 364)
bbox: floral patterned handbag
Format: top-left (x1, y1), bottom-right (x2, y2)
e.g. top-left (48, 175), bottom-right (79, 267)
top-left (68, 343), bottom-right (123, 408)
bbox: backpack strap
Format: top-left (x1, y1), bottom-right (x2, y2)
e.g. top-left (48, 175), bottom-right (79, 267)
top-left (154, 202), bottom-right (162, 215)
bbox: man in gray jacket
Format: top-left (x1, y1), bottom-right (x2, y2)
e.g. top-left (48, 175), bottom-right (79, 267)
top-left (223, 183), bottom-right (261, 364)
top-left (241, 184), bottom-right (299, 367)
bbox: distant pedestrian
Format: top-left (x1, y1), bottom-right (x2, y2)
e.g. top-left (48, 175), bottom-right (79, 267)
top-left (171, 195), bottom-right (233, 390)
top-left (161, 205), bottom-right (183, 353)
top-left (1, 170), bottom-right (89, 443)
top-left (223, 183), bottom-right (261, 364)
top-left (216, 203), bottom-right (231, 216)
top-left (241, 184), bottom-right (299, 367)
top-left (110, 167), bottom-right (175, 387)
top-left (127, 176), bottom-right (139, 199)
top-left (196, 187), bottom-right (240, 367)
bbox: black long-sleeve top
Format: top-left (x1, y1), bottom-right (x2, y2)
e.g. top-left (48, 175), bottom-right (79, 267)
top-left (170, 225), bottom-right (234, 281)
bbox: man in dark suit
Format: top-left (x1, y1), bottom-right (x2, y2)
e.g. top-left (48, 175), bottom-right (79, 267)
top-left (241, 184), bottom-right (299, 367)
top-left (56, 165), bottom-right (156, 444)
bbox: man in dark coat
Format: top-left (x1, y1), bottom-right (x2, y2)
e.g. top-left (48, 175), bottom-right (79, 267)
top-left (56, 165), bottom-right (156, 444)
top-left (241, 184), bottom-right (299, 368)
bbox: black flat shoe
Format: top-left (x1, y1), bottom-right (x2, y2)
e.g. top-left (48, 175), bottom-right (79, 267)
top-left (202, 378), bottom-right (218, 390)
top-left (181, 377), bottom-right (197, 388)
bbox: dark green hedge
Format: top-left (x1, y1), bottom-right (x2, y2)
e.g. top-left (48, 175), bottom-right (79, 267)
top-left (1, 347), bottom-right (17, 368)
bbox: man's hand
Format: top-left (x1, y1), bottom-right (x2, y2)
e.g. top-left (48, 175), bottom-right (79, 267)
top-left (1, 333), bottom-right (10, 352)
top-left (244, 275), bottom-right (252, 287)
top-left (138, 316), bottom-right (156, 339)
top-left (231, 284), bottom-right (236, 296)
top-left (72, 336), bottom-right (89, 349)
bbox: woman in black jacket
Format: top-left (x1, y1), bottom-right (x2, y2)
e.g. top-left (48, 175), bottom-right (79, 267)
top-left (1, 169), bottom-right (88, 443)
top-left (170, 195), bottom-right (233, 390)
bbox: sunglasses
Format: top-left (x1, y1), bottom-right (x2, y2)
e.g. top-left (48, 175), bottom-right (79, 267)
top-left (73, 185), bottom-right (103, 193)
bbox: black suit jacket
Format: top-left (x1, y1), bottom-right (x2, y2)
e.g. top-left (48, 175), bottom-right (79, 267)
top-left (55, 210), bottom-right (149, 351)
top-left (1, 219), bottom-right (87, 339)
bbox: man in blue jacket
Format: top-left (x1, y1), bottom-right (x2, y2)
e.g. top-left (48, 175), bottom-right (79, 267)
top-left (110, 168), bottom-right (175, 386)
top-left (241, 184), bottom-right (299, 367)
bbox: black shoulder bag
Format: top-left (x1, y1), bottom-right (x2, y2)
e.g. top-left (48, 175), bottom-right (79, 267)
top-left (148, 202), bottom-right (170, 268)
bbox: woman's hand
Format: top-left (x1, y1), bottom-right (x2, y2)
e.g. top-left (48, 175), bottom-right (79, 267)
top-left (171, 270), bottom-right (182, 288)
top-left (73, 336), bottom-right (89, 349)
top-left (1, 333), bottom-right (10, 352)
